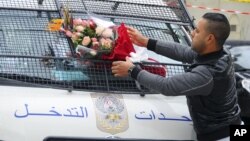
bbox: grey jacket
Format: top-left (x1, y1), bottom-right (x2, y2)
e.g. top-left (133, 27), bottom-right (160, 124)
top-left (131, 39), bottom-right (241, 141)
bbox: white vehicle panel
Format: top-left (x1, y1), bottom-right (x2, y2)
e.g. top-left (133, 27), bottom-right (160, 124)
top-left (0, 86), bottom-right (195, 141)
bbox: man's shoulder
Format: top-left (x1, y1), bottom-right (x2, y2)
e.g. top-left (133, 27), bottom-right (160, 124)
top-left (216, 51), bottom-right (232, 69)
top-left (209, 52), bottom-right (233, 76)
top-left (192, 55), bottom-right (232, 74)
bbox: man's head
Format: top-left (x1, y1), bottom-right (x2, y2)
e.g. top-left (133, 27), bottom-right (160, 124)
top-left (191, 13), bottom-right (230, 54)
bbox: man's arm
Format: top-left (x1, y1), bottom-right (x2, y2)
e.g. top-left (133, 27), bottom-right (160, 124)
top-left (131, 65), bottom-right (213, 96)
top-left (147, 39), bottom-right (197, 64)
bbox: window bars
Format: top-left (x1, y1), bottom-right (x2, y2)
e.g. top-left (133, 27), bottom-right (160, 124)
top-left (0, 57), bottom-right (189, 93)
top-left (0, 0), bottom-right (191, 93)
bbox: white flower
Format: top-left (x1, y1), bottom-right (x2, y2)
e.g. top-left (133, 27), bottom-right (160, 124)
top-left (95, 26), bottom-right (105, 36)
top-left (75, 32), bottom-right (83, 37)
top-left (102, 28), bottom-right (113, 38)
top-left (82, 36), bottom-right (91, 46)
top-left (75, 26), bottom-right (85, 32)
top-left (100, 38), bottom-right (113, 50)
top-left (71, 33), bottom-right (79, 41)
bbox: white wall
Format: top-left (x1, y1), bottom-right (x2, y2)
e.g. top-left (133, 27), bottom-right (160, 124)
top-left (186, 0), bottom-right (250, 40)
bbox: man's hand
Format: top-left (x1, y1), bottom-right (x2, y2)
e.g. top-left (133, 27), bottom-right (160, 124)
top-left (112, 57), bottom-right (134, 77)
top-left (127, 26), bottom-right (149, 47)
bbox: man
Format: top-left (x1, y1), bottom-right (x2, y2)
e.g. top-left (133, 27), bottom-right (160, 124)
top-left (111, 13), bottom-right (242, 141)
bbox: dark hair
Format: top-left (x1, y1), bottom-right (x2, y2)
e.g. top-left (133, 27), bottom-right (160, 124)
top-left (202, 13), bottom-right (230, 47)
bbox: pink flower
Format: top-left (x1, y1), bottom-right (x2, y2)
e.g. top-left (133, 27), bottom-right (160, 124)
top-left (100, 38), bottom-right (106, 43)
top-left (102, 28), bottom-right (113, 38)
top-left (75, 26), bottom-right (85, 32)
top-left (82, 36), bottom-right (91, 46)
top-left (88, 20), bottom-right (96, 29)
top-left (91, 38), bottom-right (97, 42)
top-left (82, 20), bottom-right (88, 27)
top-left (73, 18), bottom-right (82, 26)
top-left (65, 30), bottom-right (72, 37)
top-left (92, 41), bottom-right (99, 50)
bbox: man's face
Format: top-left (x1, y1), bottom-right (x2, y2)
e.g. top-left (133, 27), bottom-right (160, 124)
top-left (191, 18), bottom-right (210, 54)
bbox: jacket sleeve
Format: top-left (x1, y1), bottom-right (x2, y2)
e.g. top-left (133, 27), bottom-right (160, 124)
top-left (147, 39), bottom-right (197, 64)
top-left (136, 65), bottom-right (214, 96)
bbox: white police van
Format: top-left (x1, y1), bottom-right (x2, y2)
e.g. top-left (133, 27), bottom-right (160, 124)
top-left (0, 0), bottom-right (196, 140)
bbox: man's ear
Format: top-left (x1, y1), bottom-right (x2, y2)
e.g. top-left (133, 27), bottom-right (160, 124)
top-left (206, 34), bottom-right (215, 44)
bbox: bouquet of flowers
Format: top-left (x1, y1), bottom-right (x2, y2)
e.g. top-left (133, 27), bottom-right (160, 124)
top-left (47, 6), bottom-right (166, 76)
top-left (47, 6), bottom-right (125, 59)
top-left (64, 18), bottom-right (117, 58)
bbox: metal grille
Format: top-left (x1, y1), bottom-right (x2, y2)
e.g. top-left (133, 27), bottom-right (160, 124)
top-left (58, 0), bottom-right (191, 24)
top-left (0, 0), bottom-right (192, 24)
top-left (0, 0), bottom-right (57, 11)
top-left (0, 0), bottom-right (192, 93)
top-left (0, 9), bottom-right (70, 57)
top-left (0, 57), bottom-right (188, 93)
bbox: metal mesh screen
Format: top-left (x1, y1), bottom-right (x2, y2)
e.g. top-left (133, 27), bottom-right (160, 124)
top-left (0, 57), bottom-right (188, 93)
top-left (70, 13), bottom-right (176, 42)
top-left (57, 0), bottom-right (191, 24)
top-left (0, 9), bottom-right (70, 57)
top-left (0, 0), bottom-right (191, 93)
top-left (0, 0), bottom-right (57, 11)
top-left (0, 0), bottom-right (191, 24)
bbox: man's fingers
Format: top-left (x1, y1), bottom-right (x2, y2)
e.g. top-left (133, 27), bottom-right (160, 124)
top-left (112, 69), bottom-right (117, 74)
top-left (112, 61), bottom-right (118, 66)
top-left (128, 31), bottom-right (136, 36)
top-left (114, 73), bottom-right (120, 77)
top-left (127, 27), bottom-right (137, 36)
top-left (112, 61), bottom-right (130, 78)
top-left (126, 26), bottom-right (135, 32)
top-left (111, 64), bottom-right (119, 72)
top-left (129, 36), bottom-right (137, 44)
top-left (128, 34), bottom-right (134, 40)
top-left (112, 61), bottom-right (122, 66)
top-left (112, 62), bottom-right (122, 75)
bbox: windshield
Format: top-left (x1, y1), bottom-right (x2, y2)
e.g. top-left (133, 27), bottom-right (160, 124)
top-left (0, 0), bottom-right (193, 93)
top-left (229, 46), bottom-right (250, 70)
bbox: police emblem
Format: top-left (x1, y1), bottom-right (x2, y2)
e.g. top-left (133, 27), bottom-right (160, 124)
top-left (91, 93), bottom-right (129, 134)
